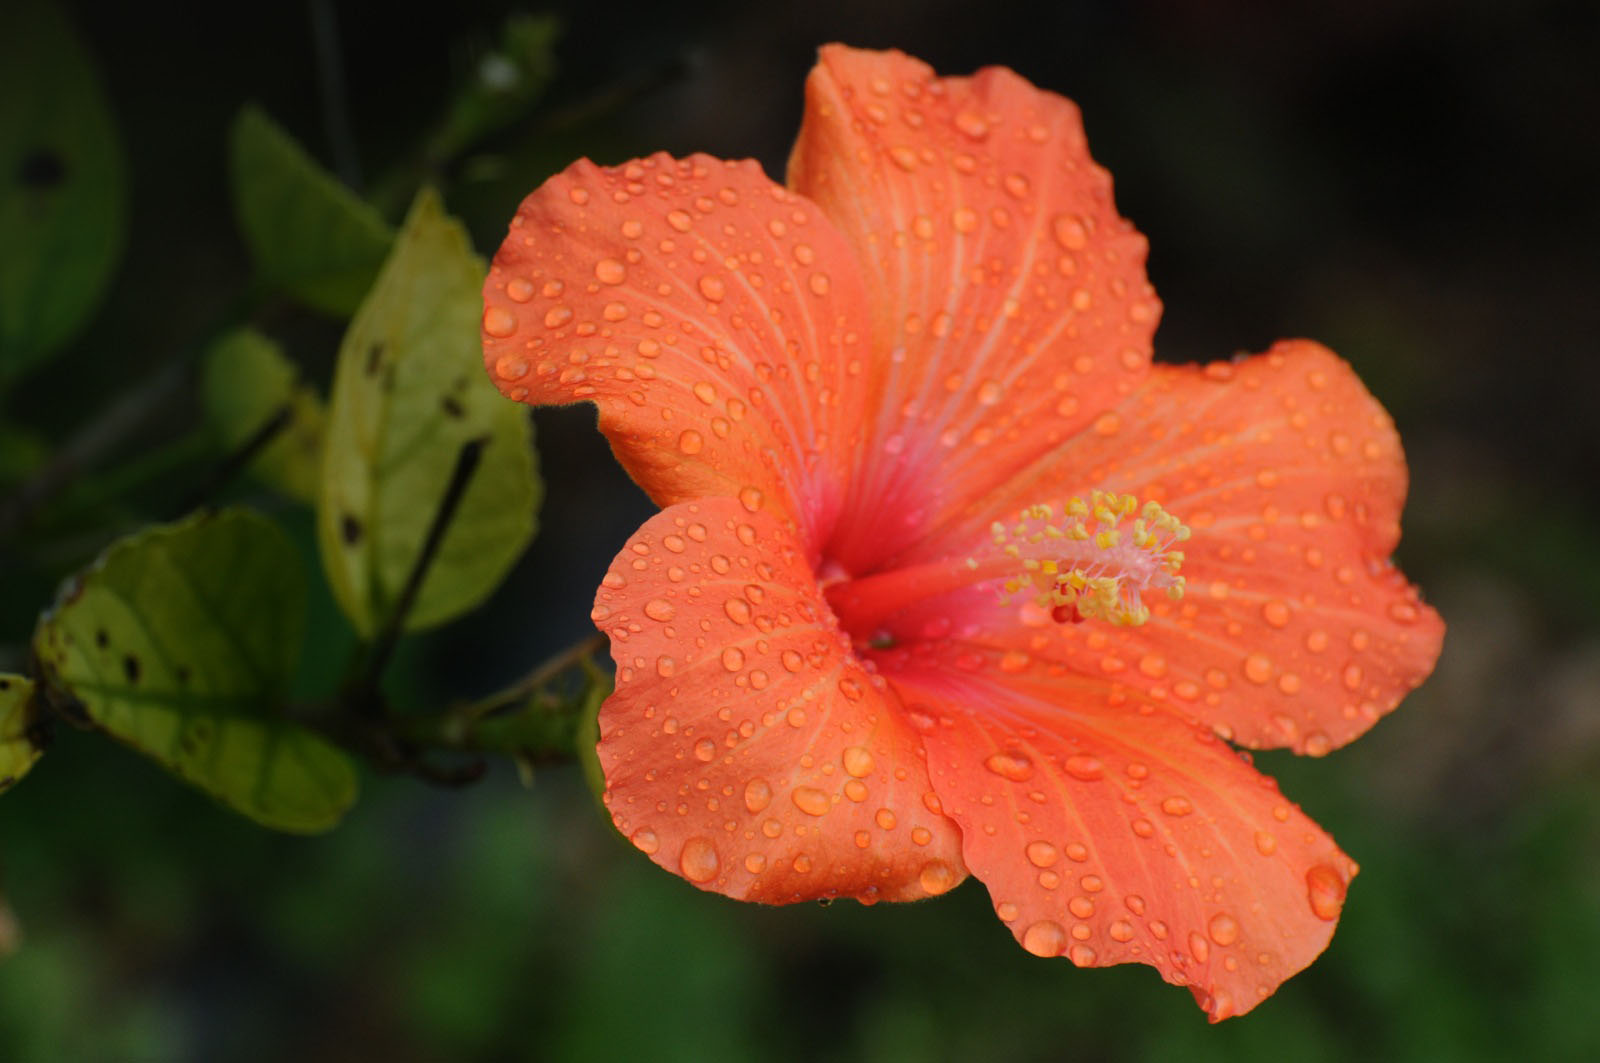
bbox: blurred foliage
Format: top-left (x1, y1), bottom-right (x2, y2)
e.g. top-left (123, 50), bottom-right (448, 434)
top-left (0, 0), bottom-right (126, 382)
top-left (201, 328), bottom-right (327, 504)
top-left (230, 104), bottom-right (394, 318)
top-left (2, 0), bottom-right (1598, 1060)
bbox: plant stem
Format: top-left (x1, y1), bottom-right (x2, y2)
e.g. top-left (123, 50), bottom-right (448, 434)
top-left (354, 435), bottom-right (487, 710)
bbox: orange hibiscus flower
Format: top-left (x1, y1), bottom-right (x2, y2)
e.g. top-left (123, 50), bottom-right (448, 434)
top-left (481, 44), bottom-right (1443, 1020)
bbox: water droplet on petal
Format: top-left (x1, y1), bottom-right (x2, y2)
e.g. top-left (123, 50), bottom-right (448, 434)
top-left (1025, 841), bottom-right (1060, 868)
top-left (1022, 920), bottom-right (1067, 957)
top-left (643, 598), bottom-right (675, 622)
top-left (843, 746), bottom-right (875, 777)
top-left (984, 752), bottom-right (1034, 781)
top-left (630, 828), bottom-right (659, 854)
top-left (791, 786), bottom-right (830, 816)
top-left (543, 305), bottom-right (573, 329)
top-left (698, 275), bottom-right (727, 301)
top-left (678, 429), bottom-right (704, 455)
top-left (1208, 912), bottom-right (1241, 946)
top-left (1160, 796), bottom-right (1193, 817)
top-left (919, 860), bottom-right (959, 896)
top-left (1306, 864), bottom-right (1347, 920)
top-left (1243, 653), bottom-right (1274, 684)
top-left (1063, 755), bottom-right (1104, 781)
top-left (483, 306), bottom-right (517, 337)
top-left (744, 778), bottom-right (772, 813)
top-left (738, 486), bottom-right (764, 512)
top-left (594, 258), bottom-right (626, 284)
top-left (679, 837), bottom-right (720, 882)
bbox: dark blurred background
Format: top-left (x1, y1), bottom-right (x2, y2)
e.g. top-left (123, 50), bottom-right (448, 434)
top-left (3, 0), bottom-right (1599, 1059)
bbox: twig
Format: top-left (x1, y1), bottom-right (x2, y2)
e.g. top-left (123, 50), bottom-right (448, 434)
top-left (355, 435), bottom-right (488, 705)
top-left (307, 0), bottom-right (363, 191)
top-left (176, 403), bottom-right (293, 514)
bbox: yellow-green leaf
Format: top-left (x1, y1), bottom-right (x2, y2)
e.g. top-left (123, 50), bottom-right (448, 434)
top-left (230, 105), bottom-right (393, 317)
top-left (201, 328), bottom-right (325, 503)
top-left (0, 0), bottom-right (127, 379)
top-left (318, 188), bottom-right (538, 638)
top-left (0, 673), bottom-right (44, 794)
top-left (31, 509), bottom-right (358, 832)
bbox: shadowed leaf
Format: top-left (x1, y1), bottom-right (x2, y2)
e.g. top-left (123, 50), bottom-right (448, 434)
top-left (201, 328), bottom-right (325, 503)
top-left (31, 509), bottom-right (358, 832)
top-left (230, 105), bottom-right (393, 316)
top-left (0, 0), bottom-right (126, 379)
top-left (0, 673), bottom-right (44, 794)
top-left (318, 188), bottom-right (538, 638)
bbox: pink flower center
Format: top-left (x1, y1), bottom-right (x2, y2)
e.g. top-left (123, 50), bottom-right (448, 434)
top-left (826, 491), bottom-right (1189, 637)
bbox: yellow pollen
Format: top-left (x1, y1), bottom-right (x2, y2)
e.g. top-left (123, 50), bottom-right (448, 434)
top-left (982, 491), bottom-right (1189, 626)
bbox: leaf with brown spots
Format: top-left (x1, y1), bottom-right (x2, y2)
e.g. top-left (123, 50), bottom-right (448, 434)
top-left (31, 509), bottom-right (358, 832)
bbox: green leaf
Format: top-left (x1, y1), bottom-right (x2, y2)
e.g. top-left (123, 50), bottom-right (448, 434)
top-left (31, 509), bottom-right (358, 832)
top-left (318, 188), bottom-right (538, 638)
top-left (0, 0), bottom-right (127, 380)
top-left (201, 328), bottom-right (326, 503)
top-left (229, 105), bottom-right (393, 316)
top-left (0, 673), bottom-right (45, 794)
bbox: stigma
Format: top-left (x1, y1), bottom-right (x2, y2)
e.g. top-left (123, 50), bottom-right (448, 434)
top-left (983, 491), bottom-right (1188, 627)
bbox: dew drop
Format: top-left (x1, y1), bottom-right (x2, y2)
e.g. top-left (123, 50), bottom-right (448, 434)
top-left (919, 860), bottom-right (959, 896)
top-left (1243, 653), bottom-right (1274, 684)
top-left (543, 305), bottom-right (573, 329)
top-left (723, 598), bottom-right (752, 625)
top-left (1261, 600), bottom-right (1291, 628)
top-left (594, 258), bottom-right (627, 285)
top-left (984, 752), bottom-right (1034, 782)
top-left (744, 778), bottom-right (772, 813)
top-left (678, 429), bottom-right (704, 455)
top-left (744, 853), bottom-right (766, 874)
top-left (1052, 213), bottom-right (1089, 250)
top-left (1063, 755), bottom-right (1105, 781)
top-left (630, 828), bottom-right (660, 854)
top-left (483, 306), bottom-right (517, 337)
top-left (504, 277), bottom-right (535, 303)
top-left (738, 485), bottom-right (764, 512)
top-left (843, 746), bottom-right (875, 778)
top-left (720, 646), bottom-right (745, 671)
top-left (698, 275), bottom-right (727, 302)
top-left (1025, 840), bottom-right (1060, 868)
top-left (837, 677), bottom-right (864, 701)
top-left (1208, 912), bottom-right (1241, 946)
top-left (643, 598), bottom-right (676, 622)
top-left (679, 837), bottom-right (720, 882)
top-left (667, 209), bottom-right (693, 232)
top-left (1160, 796), bottom-right (1194, 817)
top-left (791, 786), bottom-right (831, 816)
top-left (693, 737), bottom-right (716, 762)
top-left (1306, 864), bottom-right (1347, 920)
top-left (1021, 920), bottom-right (1067, 957)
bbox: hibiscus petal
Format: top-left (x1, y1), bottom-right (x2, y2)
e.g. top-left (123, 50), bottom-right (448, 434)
top-left (593, 496), bottom-right (967, 904)
top-left (789, 44), bottom-right (1160, 571)
top-left (882, 642), bottom-right (1357, 1021)
top-left (892, 340), bottom-right (1444, 754)
top-left (483, 153), bottom-right (874, 541)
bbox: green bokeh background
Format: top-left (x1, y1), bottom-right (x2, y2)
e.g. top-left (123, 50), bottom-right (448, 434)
top-left (4, 1), bottom-right (1599, 1059)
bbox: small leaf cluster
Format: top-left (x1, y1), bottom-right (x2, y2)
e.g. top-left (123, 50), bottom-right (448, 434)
top-left (0, 4), bottom-right (596, 835)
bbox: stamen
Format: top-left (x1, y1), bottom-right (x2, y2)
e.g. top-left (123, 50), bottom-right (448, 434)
top-left (825, 491), bottom-right (1189, 636)
top-left (984, 491), bottom-right (1188, 627)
